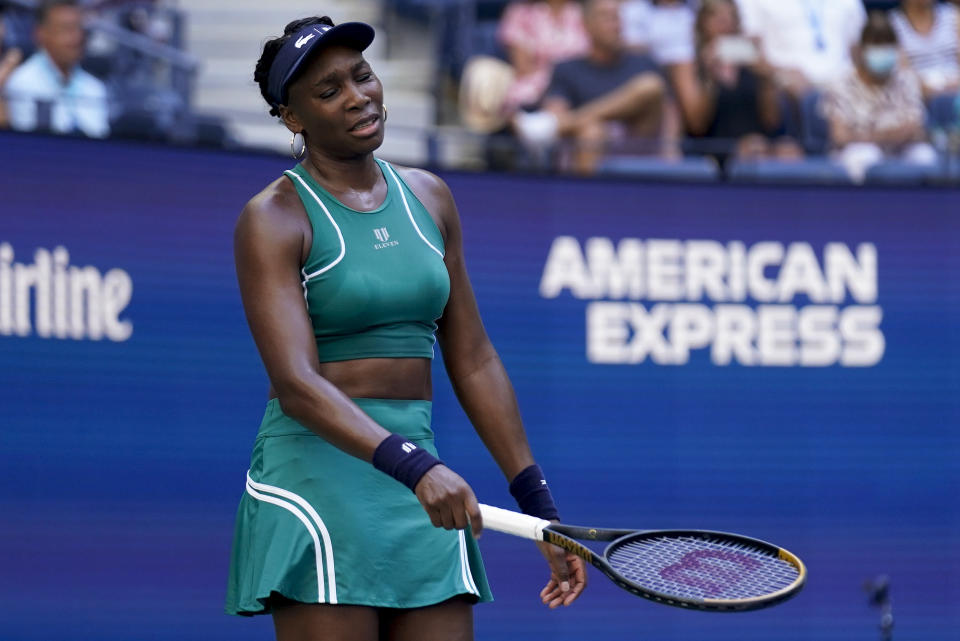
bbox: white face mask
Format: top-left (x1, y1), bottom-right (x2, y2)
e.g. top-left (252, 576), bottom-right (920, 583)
top-left (863, 45), bottom-right (898, 77)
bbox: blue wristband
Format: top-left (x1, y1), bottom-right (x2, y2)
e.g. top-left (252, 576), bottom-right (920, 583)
top-left (372, 433), bottom-right (442, 492)
top-left (509, 463), bottom-right (560, 521)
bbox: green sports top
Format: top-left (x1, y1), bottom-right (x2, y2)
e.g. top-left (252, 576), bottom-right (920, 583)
top-left (284, 159), bottom-right (450, 363)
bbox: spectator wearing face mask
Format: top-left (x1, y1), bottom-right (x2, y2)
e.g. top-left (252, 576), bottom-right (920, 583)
top-left (890, 0), bottom-right (960, 97)
top-left (821, 11), bottom-right (937, 183)
top-left (5, 0), bottom-right (109, 138)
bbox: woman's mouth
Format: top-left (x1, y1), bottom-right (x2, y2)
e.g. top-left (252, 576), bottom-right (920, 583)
top-left (349, 114), bottom-right (381, 135)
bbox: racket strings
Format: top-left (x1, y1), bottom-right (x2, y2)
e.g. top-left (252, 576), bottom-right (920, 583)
top-left (607, 536), bottom-right (800, 602)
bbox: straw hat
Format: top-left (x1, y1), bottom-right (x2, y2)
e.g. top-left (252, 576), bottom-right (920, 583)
top-left (458, 55), bottom-right (516, 134)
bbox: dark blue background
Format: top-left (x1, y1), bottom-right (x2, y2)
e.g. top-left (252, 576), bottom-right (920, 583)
top-left (1, 132), bottom-right (957, 641)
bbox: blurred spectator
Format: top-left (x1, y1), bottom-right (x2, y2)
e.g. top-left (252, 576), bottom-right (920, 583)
top-left (497, 0), bottom-right (589, 112)
top-left (515, 0), bottom-right (670, 174)
top-left (0, 21), bottom-right (24, 128)
top-left (118, 3), bottom-right (175, 45)
top-left (621, 0), bottom-right (696, 65)
top-left (890, 0), bottom-right (960, 96)
top-left (458, 54), bottom-right (517, 134)
top-left (670, 0), bottom-right (802, 162)
top-left (5, 0), bottom-right (109, 138)
top-left (1, 4), bottom-right (35, 57)
top-left (736, 0), bottom-right (866, 96)
top-left (821, 11), bottom-right (937, 182)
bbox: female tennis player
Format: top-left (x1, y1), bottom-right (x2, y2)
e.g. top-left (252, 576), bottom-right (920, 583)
top-left (225, 16), bottom-right (586, 641)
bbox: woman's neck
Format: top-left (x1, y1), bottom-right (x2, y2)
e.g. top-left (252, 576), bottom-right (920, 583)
top-left (302, 150), bottom-right (381, 193)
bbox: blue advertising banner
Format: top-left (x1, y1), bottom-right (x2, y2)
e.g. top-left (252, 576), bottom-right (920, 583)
top-left (1, 131), bottom-right (957, 641)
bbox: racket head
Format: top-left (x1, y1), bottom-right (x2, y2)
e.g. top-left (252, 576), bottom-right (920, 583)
top-left (601, 529), bottom-right (806, 612)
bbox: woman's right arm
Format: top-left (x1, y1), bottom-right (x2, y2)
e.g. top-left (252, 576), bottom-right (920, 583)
top-left (821, 89), bottom-right (857, 148)
top-left (828, 115), bottom-right (856, 148)
top-left (234, 186), bottom-right (390, 459)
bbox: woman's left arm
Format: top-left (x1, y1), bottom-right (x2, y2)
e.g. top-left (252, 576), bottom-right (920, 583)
top-left (400, 167), bottom-right (587, 608)
top-left (751, 43), bottom-right (783, 133)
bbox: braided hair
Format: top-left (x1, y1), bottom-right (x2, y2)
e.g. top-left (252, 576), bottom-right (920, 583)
top-left (254, 16), bottom-right (335, 117)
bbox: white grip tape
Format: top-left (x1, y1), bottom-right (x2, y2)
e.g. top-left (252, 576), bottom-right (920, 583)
top-left (479, 504), bottom-right (550, 542)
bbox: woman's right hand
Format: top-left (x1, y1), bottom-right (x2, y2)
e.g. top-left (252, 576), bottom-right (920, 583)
top-left (702, 40), bottom-right (738, 86)
top-left (414, 465), bottom-right (483, 538)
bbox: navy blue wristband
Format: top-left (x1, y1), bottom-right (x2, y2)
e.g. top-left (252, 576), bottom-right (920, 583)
top-left (372, 434), bottom-right (443, 492)
top-left (509, 464), bottom-right (560, 521)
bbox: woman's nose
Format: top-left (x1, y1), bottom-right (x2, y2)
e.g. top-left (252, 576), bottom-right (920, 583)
top-left (344, 82), bottom-right (371, 109)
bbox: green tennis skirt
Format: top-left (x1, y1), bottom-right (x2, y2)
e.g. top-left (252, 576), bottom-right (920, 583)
top-left (225, 398), bottom-right (493, 615)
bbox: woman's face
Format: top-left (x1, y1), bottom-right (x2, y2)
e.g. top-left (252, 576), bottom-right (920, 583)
top-left (858, 40), bottom-right (900, 81)
top-left (283, 45), bottom-right (385, 158)
top-left (702, 3), bottom-right (738, 41)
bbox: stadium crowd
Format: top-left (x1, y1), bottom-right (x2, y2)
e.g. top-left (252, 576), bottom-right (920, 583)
top-left (461, 0), bottom-right (960, 180)
top-left (0, 0), bottom-right (220, 145)
top-left (2, 0), bottom-right (959, 182)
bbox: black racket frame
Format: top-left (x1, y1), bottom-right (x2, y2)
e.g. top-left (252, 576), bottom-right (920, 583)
top-left (541, 523), bottom-right (806, 612)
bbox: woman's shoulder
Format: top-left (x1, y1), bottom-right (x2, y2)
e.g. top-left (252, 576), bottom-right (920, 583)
top-left (237, 174), bottom-right (309, 238)
top-left (390, 164), bottom-right (455, 205)
top-left (389, 163), bottom-right (457, 236)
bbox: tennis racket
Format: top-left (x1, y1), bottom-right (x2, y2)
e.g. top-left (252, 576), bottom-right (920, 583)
top-left (478, 504), bottom-right (806, 612)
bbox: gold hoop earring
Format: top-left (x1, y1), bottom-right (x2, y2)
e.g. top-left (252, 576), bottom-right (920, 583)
top-left (382, 105), bottom-right (388, 123)
top-left (290, 132), bottom-right (306, 159)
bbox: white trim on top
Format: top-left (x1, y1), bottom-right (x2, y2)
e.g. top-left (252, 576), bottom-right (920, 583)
top-left (381, 163), bottom-right (445, 259)
top-left (246, 472), bottom-right (339, 604)
top-left (285, 170), bottom-right (346, 280)
top-left (457, 530), bottom-right (481, 596)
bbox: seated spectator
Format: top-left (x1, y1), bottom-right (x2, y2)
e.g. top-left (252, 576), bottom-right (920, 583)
top-left (735, 0), bottom-right (866, 96)
top-left (6, 0), bottom-right (109, 138)
top-left (890, 0), bottom-right (960, 96)
top-left (515, 0), bottom-right (671, 174)
top-left (621, 0), bottom-right (696, 66)
top-left (821, 11), bottom-right (938, 183)
top-left (0, 21), bottom-right (24, 128)
top-left (497, 0), bottom-right (590, 112)
top-left (670, 0), bottom-right (802, 163)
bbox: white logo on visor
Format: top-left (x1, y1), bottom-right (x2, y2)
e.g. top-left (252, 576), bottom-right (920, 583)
top-left (295, 34), bottom-right (316, 48)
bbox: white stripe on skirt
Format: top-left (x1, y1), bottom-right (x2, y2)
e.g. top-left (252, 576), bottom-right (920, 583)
top-left (246, 472), bottom-right (339, 604)
top-left (458, 530), bottom-right (480, 596)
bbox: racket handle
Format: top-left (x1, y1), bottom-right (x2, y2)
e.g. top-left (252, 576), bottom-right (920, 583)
top-left (479, 504), bottom-right (550, 541)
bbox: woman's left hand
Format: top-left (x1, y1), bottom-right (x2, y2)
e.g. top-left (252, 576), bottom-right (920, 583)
top-left (536, 541), bottom-right (587, 608)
